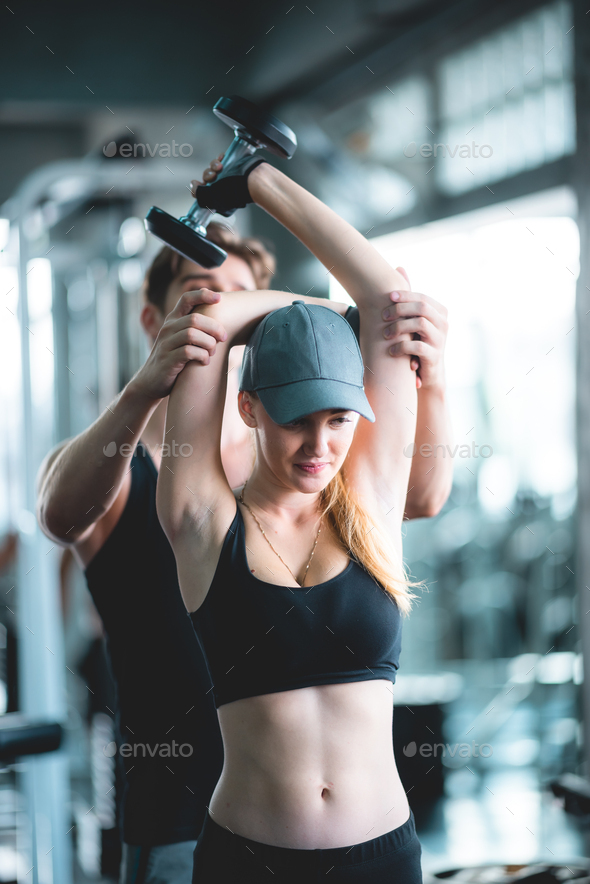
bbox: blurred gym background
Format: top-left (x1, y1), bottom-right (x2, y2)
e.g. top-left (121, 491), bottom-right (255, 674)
top-left (1, 0), bottom-right (589, 881)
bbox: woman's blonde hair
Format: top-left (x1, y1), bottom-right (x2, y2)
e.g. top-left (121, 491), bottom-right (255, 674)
top-left (245, 392), bottom-right (416, 615)
top-left (318, 469), bottom-right (416, 615)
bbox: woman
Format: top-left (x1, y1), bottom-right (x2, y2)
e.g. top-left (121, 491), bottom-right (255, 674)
top-left (156, 160), bottom-right (422, 882)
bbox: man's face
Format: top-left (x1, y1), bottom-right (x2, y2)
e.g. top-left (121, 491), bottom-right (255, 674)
top-left (162, 253), bottom-right (257, 319)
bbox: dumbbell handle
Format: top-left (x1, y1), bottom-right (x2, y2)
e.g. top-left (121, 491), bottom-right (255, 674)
top-left (180, 133), bottom-right (258, 234)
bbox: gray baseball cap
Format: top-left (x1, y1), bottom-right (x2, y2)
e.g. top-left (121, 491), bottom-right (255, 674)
top-left (239, 300), bottom-right (375, 424)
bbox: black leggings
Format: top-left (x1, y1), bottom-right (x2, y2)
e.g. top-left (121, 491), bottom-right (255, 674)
top-left (192, 810), bottom-right (422, 883)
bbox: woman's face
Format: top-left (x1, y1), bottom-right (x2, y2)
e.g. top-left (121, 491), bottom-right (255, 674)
top-left (238, 392), bottom-right (359, 491)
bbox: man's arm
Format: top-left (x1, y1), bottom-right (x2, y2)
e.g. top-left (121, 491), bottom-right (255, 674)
top-left (406, 386), bottom-right (454, 519)
top-left (37, 386), bottom-right (162, 543)
top-left (345, 300), bottom-right (453, 519)
top-left (37, 289), bottom-right (226, 544)
top-left (381, 282), bottom-right (453, 518)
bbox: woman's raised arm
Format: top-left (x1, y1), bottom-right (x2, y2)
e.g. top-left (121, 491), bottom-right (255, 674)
top-left (247, 165), bottom-right (418, 526)
top-left (248, 164), bottom-right (409, 313)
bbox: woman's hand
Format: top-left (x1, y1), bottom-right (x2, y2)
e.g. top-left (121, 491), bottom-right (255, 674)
top-left (131, 289), bottom-right (228, 402)
top-left (189, 154), bottom-right (224, 195)
top-left (382, 268), bottom-right (448, 390)
top-left (189, 153), bottom-right (264, 213)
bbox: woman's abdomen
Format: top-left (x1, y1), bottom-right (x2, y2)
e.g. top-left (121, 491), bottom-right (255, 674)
top-left (209, 679), bottom-right (410, 849)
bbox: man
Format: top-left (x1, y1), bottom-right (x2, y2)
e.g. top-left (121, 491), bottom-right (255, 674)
top-left (37, 188), bottom-right (451, 882)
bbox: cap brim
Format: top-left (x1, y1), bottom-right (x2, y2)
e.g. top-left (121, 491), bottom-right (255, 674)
top-left (256, 378), bottom-right (375, 424)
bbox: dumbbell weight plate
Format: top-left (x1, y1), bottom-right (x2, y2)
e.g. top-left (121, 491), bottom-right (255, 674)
top-left (213, 95), bottom-right (297, 159)
top-left (145, 207), bottom-right (227, 268)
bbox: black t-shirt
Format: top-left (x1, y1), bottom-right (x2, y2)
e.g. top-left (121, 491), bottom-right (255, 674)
top-left (84, 442), bottom-right (224, 846)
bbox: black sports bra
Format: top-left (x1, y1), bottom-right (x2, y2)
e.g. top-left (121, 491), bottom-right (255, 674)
top-left (189, 504), bottom-right (403, 708)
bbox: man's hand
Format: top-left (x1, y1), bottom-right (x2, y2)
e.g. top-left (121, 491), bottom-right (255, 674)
top-left (382, 268), bottom-right (448, 390)
top-left (131, 289), bottom-right (228, 402)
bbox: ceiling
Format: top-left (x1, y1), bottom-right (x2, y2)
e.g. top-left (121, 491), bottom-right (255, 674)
top-left (0, 0), bottom-right (539, 114)
top-left (0, 0), bottom-right (553, 225)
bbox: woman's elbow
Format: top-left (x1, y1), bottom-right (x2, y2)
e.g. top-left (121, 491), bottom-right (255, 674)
top-left (407, 500), bottom-right (443, 520)
top-left (37, 499), bottom-right (75, 544)
top-left (406, 484), bottom-right (451, 520)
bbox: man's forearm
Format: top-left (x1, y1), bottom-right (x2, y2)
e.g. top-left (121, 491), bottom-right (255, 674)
top-left (38, 382), bottom-right (160, 542)
top-left (248, 164), bottom-right (408, 308)
top-left (405, 384), bottom-right (454, 520)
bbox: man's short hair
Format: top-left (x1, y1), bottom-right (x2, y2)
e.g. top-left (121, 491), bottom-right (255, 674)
top-left (143, 222), bottom-right (277, 311)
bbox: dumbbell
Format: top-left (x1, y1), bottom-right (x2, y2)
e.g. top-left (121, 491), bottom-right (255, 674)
top-left (144, 95), bottom-right (297, 268)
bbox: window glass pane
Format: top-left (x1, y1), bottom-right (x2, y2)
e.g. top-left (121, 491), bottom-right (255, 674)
top-left (436, 1), bottom-right (574, 195)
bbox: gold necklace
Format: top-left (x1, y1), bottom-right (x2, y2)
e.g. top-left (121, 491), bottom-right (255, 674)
top-left (238, 479), bottom-right (322, 587)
